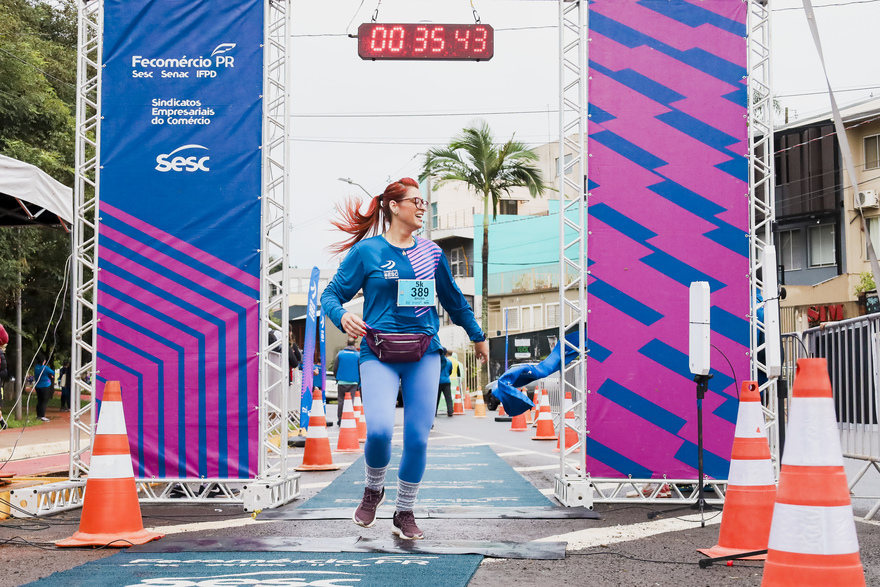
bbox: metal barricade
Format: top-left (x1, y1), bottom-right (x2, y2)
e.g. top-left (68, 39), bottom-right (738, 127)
top-left (801, 313), bottom-right (880, 519)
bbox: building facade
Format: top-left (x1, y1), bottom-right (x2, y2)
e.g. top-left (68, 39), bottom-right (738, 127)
top-left (774, 97), bottom-right (880, 330)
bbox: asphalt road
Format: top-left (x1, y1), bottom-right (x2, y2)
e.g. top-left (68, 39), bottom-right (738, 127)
top-left (1, 409), bottom-right (878, 586)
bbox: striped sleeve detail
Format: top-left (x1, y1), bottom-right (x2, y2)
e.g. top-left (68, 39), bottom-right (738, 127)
top-left (408, 238), bottom-right (442, 317)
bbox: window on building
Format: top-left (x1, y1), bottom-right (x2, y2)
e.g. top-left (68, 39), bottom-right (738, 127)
top-left (503, 307), bottom-right (519, 331)
top-left (778, 229), bottom-right (801, 271)
top-left (555, 153), bottom-right (573, 177)
top-left (498, 200), bottom-right (518, 215)
top-left (430, 202), bottom-right (438, 229)
top-left (449, 247), bottom-right (467, 278)
top-left (808, 224), bottom-right (836, 267)
top-left (868, 217), bottom-right (880, 258)
top-left (866, 135), bottom-right (880, 171)
top-left (546, 303), bottom-right (559, 328)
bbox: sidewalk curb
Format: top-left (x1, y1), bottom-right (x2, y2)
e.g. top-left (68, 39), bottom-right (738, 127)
top-left (0, 441), bottom-right (73, 462)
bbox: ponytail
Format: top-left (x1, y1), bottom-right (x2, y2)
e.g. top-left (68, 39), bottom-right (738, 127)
top-left (328, 177), bottom-right (419, 254)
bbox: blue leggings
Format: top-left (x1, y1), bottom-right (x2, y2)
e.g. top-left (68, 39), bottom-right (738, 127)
top-left (359, 352), bottom-right (440, 483)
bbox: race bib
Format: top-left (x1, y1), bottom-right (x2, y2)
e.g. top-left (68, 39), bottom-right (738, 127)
top-left (397, 279), bottom-right (436, 307)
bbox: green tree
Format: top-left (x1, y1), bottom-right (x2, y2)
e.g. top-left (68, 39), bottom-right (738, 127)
top-left (0, 0), bottom-right (76, 372)
top-left (421, 121), bottom-right (546, 387)
top-left (0, 0), bottom-right (76, 183)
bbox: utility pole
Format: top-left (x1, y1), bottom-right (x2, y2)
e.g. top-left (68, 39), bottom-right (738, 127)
top-left (15, 262), bottom-right (22, 421)
top-left (425, 175), bottom-right (432, 240)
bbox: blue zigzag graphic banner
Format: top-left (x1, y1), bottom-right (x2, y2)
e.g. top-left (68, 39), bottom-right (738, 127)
top-left (97, 0), bottom-right (263, 479)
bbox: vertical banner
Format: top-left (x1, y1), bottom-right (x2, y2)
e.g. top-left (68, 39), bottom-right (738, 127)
top-left (586, 0), bottom-right (749, 480)
top-left (300, 267), bottom-right (320, 429)
top-left (319, 311), bottom-right (327, 404)
top-left (97, 0), bottom-right (263, 479)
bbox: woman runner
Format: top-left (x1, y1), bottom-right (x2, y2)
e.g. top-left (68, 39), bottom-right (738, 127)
top-left (321, 177), bottom-right (488, 539)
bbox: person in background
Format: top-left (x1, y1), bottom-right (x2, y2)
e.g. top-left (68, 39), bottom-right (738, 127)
top-left (33, 355), bottom-right (55, 422)
top-left (0, 324), bottom-right (8, 430)
top-left (321, 177), bottom-right (488, 540)
top-left (59, 361), bottom-right (71, 410)
top-left (436, 349), bottom-right (453, 417)
top-left (333, 337), bottom-right (361, 426)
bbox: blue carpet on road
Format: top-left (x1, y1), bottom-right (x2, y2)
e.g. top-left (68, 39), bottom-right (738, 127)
top-left (27, 551), bottom-right (483, 587)
top-left (303, 444), bottom-right (554, 509)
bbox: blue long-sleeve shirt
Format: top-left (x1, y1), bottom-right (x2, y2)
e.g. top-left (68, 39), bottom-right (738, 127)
top-left (321, 235), bottom-right (484, 362)
top-left (334, 346), bottom-right (360, 384)
top-left (439, 355), bottom-right (452, 384)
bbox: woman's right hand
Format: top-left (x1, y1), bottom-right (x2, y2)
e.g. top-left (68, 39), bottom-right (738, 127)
top-left (341, 312), bottom-right (367, 338)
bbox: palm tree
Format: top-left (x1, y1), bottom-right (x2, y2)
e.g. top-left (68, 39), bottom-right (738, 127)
top-left (420, 120), bottom-right (546, 387)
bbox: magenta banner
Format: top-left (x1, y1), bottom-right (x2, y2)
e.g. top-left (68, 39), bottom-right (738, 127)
top-left (586, 0), bottom-right (749, 479)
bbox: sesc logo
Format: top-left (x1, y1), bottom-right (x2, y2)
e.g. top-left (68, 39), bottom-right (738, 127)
top-left (155, 144), bottom-right (210, 173)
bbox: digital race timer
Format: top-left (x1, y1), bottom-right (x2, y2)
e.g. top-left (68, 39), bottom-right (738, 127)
top-left (358, 23), bottom-right (494, 61)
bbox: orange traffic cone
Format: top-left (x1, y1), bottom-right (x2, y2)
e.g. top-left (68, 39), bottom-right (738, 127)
top-left (56, 381), bottom-right (163, 547)
top-left (354, 390), bottom-right (367, 443)
top-left (510, 411), bottom-right (527, 431)
top-left (336, 392), bottom-right (362, 453)
top-left (473, 393), bottom-right (487, 418)
top-left (698, 381), bottom-right (776, 560)
top-left (555, 391), bottom-right (579, 452)
top-left (453, 390), bottom-right (465, 415)
top-left (296, 388), bottom-right (340, 471)
top-left (533, 389), bottom-right (556, 441)
top-left (462, 387), bottom-right (472, 410)
top-left (761, 359), bottom-right (865, 586)
top-left (497, 402), bottom-right (506, 417)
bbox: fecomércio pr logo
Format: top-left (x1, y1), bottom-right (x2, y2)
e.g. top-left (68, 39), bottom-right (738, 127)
top-left (155, 145), bottom-right (210, 172)
top-left (131, 43), bottom-right (238, 79)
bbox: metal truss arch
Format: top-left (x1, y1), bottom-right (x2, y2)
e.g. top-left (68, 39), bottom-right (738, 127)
top-left (63, 0), bottom-right (297, 514)
top-left (555, 0), bottom-right (775, 507)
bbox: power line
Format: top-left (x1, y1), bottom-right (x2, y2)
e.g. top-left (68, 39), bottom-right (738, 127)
top-left (0, 46), bottom-right (75, 90)
top-left (291, 108), bottom-right (557, 118)
top-left (778, 85), bottom-right (880, 98)
top-left (773, 0), bottom-right (880, 10)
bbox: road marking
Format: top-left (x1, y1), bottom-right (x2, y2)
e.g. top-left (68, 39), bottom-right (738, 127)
top-left (514, 464), bottom-right (558, 472)
top-left (301, 482), bottom-right (331, 490)
top-left (496, 451), bottom-right (533, 457)
top-left (146, 516), bottom-right (272, 536)
top-left (537, 513), bottom-right (723, 550)
top-left (428, 431), bottom-right (558, 459)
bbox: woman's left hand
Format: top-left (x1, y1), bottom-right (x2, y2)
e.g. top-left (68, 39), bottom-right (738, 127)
top-left (474, 340), bottom-right (489, 364)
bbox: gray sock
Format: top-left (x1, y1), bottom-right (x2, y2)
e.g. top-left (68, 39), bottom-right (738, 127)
top-left (396, 478), bottom-right (420, 512)
top-left (364, 464), bottom-right (387, 492)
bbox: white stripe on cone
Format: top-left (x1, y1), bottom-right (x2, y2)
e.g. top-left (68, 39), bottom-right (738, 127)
top-left (97, 403), bottom-right (128, 435)
top-left (727, 458), bottom-right (776, 487)
top-left (89, 454), bottom-right (135, 479)
top-left (733, 404), bottom-right (767, 439)
top-left (307, 425), bottom-right (328, 439)
top-left (768, 503), bottom-right (860, 555)
top-left (340, 419), bottom-right (357, 429)
top-left (782, 397), bottom-right (844, 467)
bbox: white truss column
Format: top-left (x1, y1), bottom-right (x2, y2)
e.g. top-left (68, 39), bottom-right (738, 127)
top-left (554, 0), bottom-right (591, 508)
top-left (747, 0), bottom-right (779, 469)
top-left (70, 0), bottom-right (103, 480)
top-left (242, 0), bottom-right (299, 511)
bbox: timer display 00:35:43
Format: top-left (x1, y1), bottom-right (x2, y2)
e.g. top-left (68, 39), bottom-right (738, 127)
top-left (358, 23), bottom-right (494, 61)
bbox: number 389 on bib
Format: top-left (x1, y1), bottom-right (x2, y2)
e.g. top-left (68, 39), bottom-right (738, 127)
top-left (397, 279), bottom-right (436, 307)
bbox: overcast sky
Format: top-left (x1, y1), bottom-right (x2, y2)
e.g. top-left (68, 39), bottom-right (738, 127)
top-left (288, 0), bottom-right (880, 269)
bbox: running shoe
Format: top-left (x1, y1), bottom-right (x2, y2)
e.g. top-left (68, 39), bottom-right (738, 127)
top-left (40, 417), bottom-right (50, 422)
top-left (353, 487), bottom-right (385, 528)
top-left (392, 510), bottom-right (424, 540)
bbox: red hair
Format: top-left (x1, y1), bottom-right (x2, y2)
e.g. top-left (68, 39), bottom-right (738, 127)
top-left (329, 177), bottom-right (419, 254)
